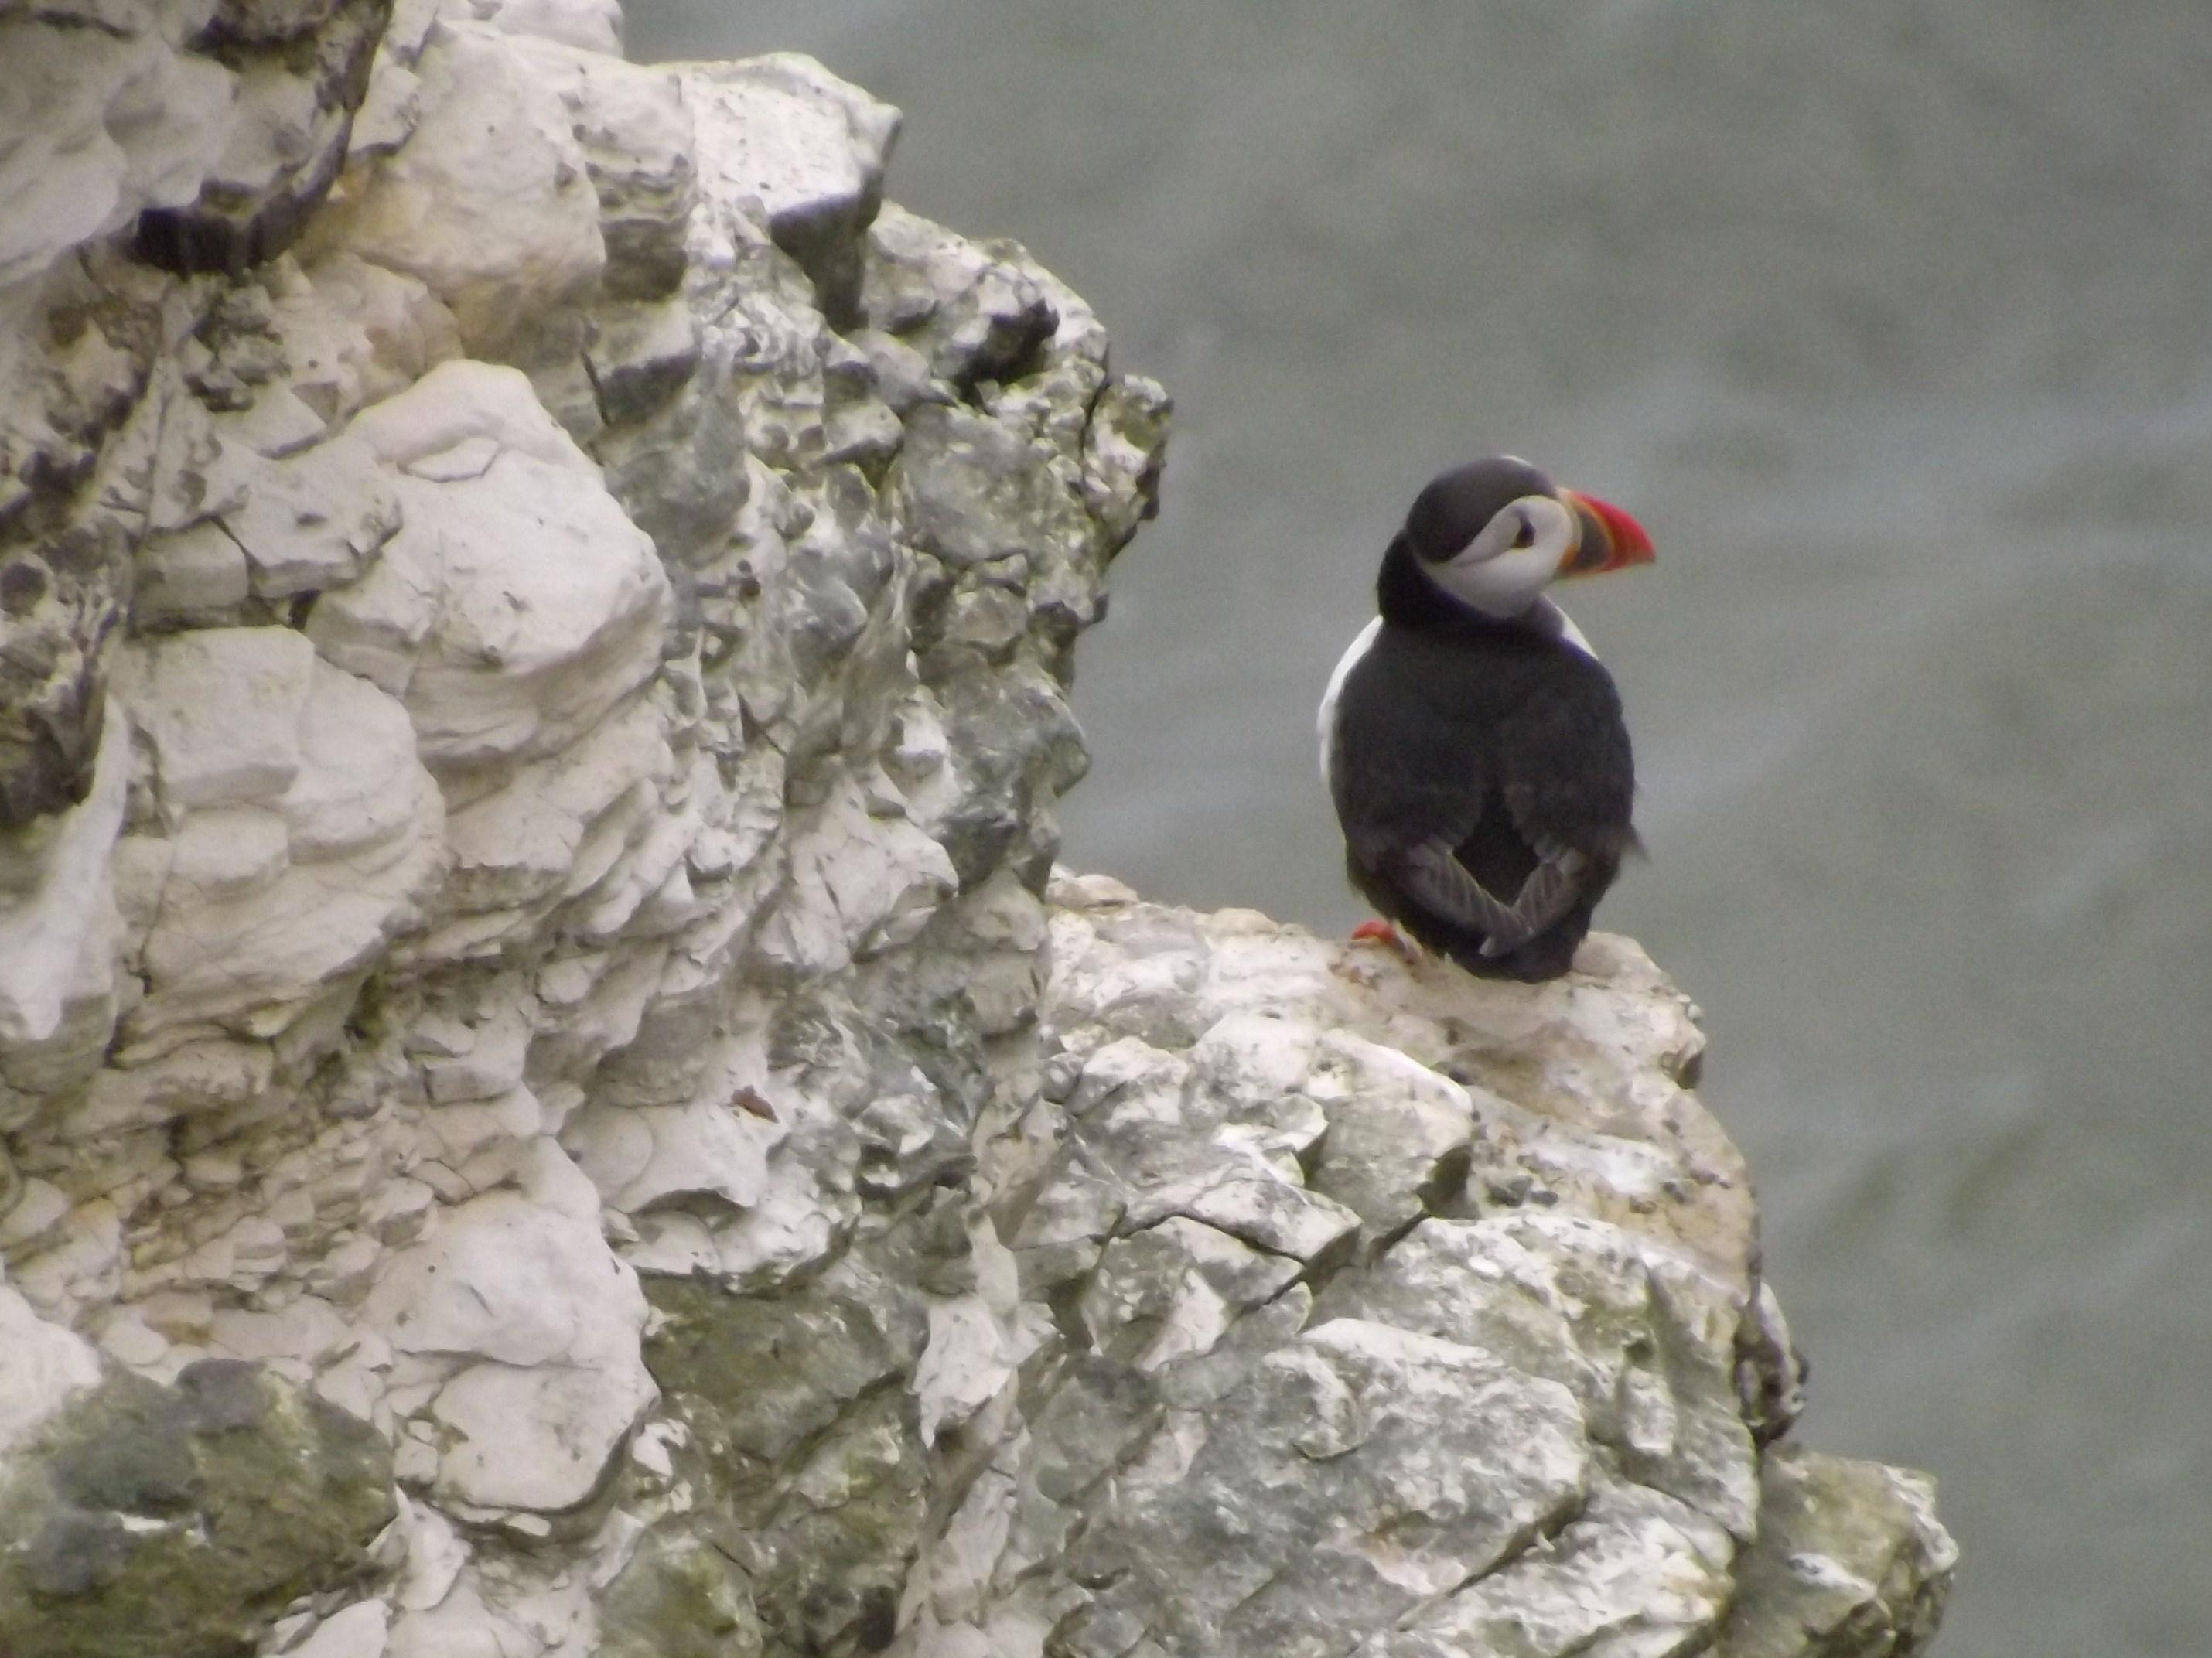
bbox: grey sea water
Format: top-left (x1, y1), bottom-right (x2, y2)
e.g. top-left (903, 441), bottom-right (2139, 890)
top-left (630, 4), bottom-right (2212, 1651)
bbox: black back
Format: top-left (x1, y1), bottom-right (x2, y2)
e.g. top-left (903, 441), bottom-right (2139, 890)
top-left (1330, 534), bottom-right (1637, 981)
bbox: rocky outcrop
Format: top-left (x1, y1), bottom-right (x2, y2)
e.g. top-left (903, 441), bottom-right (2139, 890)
top-left (0, 2), bottom-right (1949, 1656)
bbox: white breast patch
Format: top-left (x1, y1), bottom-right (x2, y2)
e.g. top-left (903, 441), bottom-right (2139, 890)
top-left (1316, 615), bottom-right (1383, 791)
top-left (1537, 597), bottom-right (1599, 660)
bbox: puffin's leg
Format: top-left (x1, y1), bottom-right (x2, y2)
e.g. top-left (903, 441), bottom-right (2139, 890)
top-left (1350, 919), bottom-right (1422, 963)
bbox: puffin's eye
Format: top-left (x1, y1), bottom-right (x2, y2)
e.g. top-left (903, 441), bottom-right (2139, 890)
top-left (1510, 514), bottom-right (1536, 550)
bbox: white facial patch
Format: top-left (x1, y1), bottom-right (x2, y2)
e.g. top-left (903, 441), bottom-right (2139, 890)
top-left (1425, 493), bottom-right (1575, 619)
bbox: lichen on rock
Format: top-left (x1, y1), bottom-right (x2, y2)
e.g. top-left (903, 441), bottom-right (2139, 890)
top-left (0, 1), bottom-right (1948, 1655)
top-left (0, 1358), bottom-right (395, 1658)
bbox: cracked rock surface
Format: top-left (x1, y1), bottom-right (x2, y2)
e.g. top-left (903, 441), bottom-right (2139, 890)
top-left (0, 1), bottom-right (1950, 1654)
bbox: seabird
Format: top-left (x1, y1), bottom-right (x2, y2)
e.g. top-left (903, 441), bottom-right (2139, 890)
top-left (1319, 455), bottom-right (1655, 981)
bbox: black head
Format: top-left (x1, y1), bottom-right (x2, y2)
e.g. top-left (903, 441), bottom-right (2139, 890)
top-left (1403, 456), bottom-right (1555, 562)
top-left (1379, 455), bottom-right (1655, 629)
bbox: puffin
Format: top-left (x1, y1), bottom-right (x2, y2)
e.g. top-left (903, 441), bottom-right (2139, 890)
top-left (1319, 455), bottom-right (1655, 981)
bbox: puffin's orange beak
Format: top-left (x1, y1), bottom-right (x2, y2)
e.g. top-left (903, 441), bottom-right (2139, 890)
top-left (1557, 488), bottom-right (1655, 578)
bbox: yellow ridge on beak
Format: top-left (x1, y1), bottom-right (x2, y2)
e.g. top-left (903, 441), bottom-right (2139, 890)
top-left (1557, 487), bottom-right (1656, 578)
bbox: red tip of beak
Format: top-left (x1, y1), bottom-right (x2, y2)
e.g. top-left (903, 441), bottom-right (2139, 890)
top-left (1588, 494), bottom-right (1656, 563)
top-left (1558, 489), bottom-right (1656, 576)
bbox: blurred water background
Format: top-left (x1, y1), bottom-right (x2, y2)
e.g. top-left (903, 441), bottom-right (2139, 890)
top-left (630, 4), bottom-right (2212, 1652)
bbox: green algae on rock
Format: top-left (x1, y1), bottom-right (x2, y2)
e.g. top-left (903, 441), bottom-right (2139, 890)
top-left (0, 1361), bottom-right (393, 1658)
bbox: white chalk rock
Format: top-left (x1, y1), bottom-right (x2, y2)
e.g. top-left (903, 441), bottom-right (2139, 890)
top-left (431, 697), bottom-right (673, 947)
top-left (289, 1598), bottom-right (392, 1658)
top-left (0, 15), bottom-right (233, 291)
top-left (686, 53), bottom-right (897, 242)
top-left (499, 34), bottom-right (695, 302)
top-left (912, 1294), bottom-right (1029, 1446)
top-left (119, 626), bottom-right (318, 810)
top-left (1077, 1216), bottom-right (1302, 1370)
top-left (391, 1493), bottom-right (468, 1613)
top-left (135, 521), bottom-right (252, 622)
top-left (125, 644), bottom-right (443, 1041)
top-left (365, 1186), bottom-right (655, 1512)
top-left (367, 1188), bottom-right (630, 1368)
top-left (430, 1356), bottom-right (657, 1511)
top-left (384, 1568), bottom-right (599, 1658)
top-left (66, 1037), bottom-right (273, 1145)
top-left (1372, 1483), bottom-right (1733, 1658)
top-left (220, 431), bottom-right (402, 599)
top-left (1076, 1318), bottom-right (1589, 1653)
top-left (167, 807), bottom-right (289, 902)
top-left (469, 0), bottom-right (623, 56)
top-left (564, 1095), bottom-right (777, 1216)
top-left (308, 360), bottom-right (670, 775)
top-left (1345, 1211), bottom-right (1760, 1539)
top-left (326, 22), bottom-right (605, 361)
top-left (990, 886), bottom-right (1873, 1655)
top-left (683, 53), bottom-right (897, 317)
top-left (752, 776), bottom-right (958, 975)
top-left (0, 701), bottom-right (128, 1086)
top-left (0, 1284), bottom-right (104, 1454)
top-left (271, 254), bottom-right (466, 431)
top-left (280, 662), bottom-right (444, 861)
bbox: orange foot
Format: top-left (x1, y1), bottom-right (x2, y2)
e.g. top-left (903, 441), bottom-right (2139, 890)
top-left (1350, 919), bottom-right (1421, 964)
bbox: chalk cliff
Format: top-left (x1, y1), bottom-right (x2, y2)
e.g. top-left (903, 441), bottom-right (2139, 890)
top-left (0, 2), bottom-right (1951, 1655)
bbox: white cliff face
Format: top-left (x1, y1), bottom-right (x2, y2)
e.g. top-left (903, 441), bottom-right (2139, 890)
top-left (0, 3), bottom-right (1947, 1656)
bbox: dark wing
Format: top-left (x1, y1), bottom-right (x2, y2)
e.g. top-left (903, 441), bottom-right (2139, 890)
top-left (1491, 649), bottom-right (1637, 869)
top-left (1399, 836), bottom-right (1588, 955)
top-left (1327, 630), bottom-right (1493, 877)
